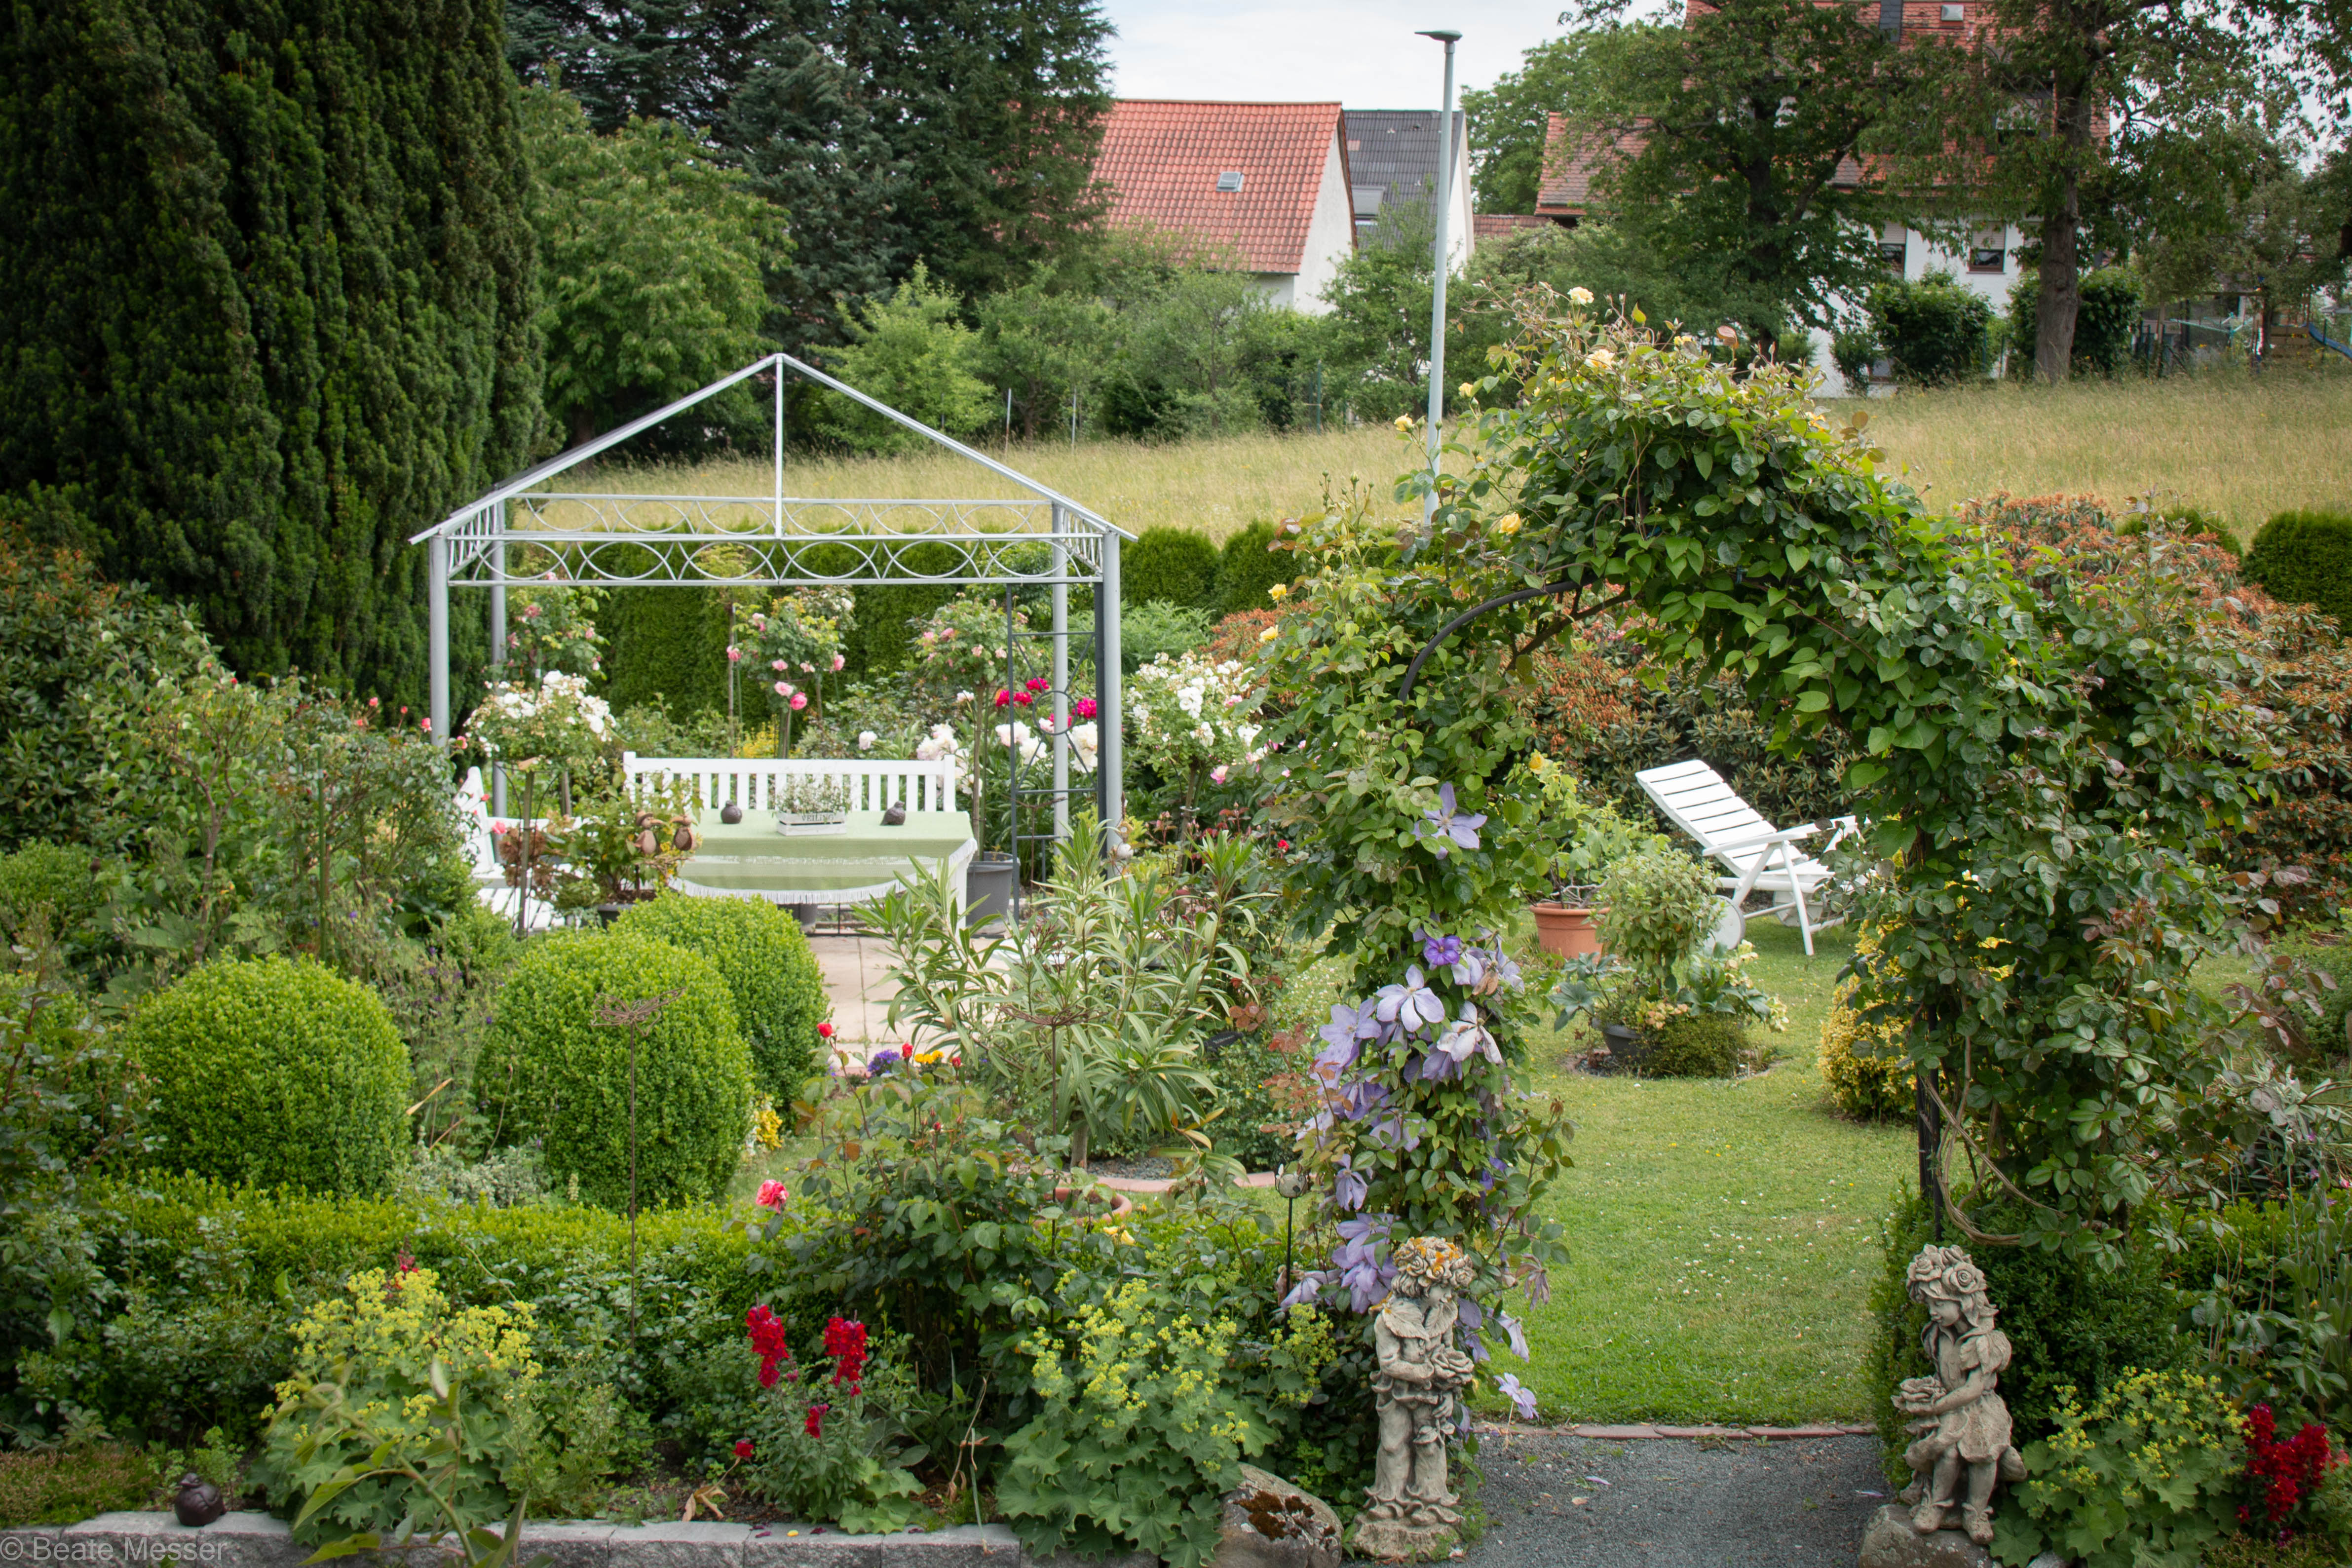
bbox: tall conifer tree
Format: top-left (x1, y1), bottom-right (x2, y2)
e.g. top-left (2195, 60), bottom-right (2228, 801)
top-left (0, 0), bottom-right (541, 705)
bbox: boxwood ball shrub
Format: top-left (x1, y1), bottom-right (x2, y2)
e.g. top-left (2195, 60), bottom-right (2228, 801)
top-left (1213, 520), bottom-right (1293, 618)
top-left (616, 893), bottom-right (829, 1100)
top-left (1122, 526), bottom-right (1221, 612)
top-left (474, 928), bottom-right (751, 1209)
top-left (124, 956), bottom-right (408, 1196)
top-left (2243, 509), bottom-right (2352, 632)
top-left (1638, 1013), bottom-right (1746, 1077)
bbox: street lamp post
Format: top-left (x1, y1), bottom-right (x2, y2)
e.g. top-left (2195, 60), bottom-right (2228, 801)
top-left (1417, 29), bottom-right (1461, 526)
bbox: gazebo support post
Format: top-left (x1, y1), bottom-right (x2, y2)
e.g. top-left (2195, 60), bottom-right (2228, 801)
top-left (1099, 532), bottom-right (1123, 842)
top-left (1051, 504), bottom-right (1070, 846)
top-left (429, 533), bottom-right (450, 750)
top-left (488, 575), bottom-right (507, 814)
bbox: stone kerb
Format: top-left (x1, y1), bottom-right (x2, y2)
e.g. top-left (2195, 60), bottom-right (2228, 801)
top-left (0, 1516), bottom-right (1148, 1568)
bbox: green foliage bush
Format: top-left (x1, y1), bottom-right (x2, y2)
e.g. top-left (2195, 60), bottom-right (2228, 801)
top-left (1214, 521), bottom-right (1294, 618)
top-left (474, 929), bottom-right (751, 1209)
top-left (1637, 1013), bottom-right (1748, 1077)
top-left (2006, 267), bottom-right (2144, 379)
top-left (1829, 322), bottom-right (1880, 389)
top-left (1992, 1368), bottom-right (2245, 1568)
top-left (1594, 846), bottom-right (1719, 996)
top-left (615, 894), bottom-right (829, 1101)
top-left (1866, 1189), bottom-right (2192, 1484)
top-left (601, 587), bottom-right (732, 721)
top-left (2243, 510), bottom-right (2352, 631)
top-left (6, 1174), bottom-right (765, 1448)
top-left (1123, 527), bottom-right (1222, 612)
top-left (1865, 271), bottom-right (1994, 385)
top-left (125, 956), bottom-right (408, 1197)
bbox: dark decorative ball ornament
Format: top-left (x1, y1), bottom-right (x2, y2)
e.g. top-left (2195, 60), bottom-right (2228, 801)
top-left (175, 1473), bottom-right (226, 1528)
top-left (881, 801), bottom-right (907, 827)
top-left (721, 802), bottom-right (744, 825)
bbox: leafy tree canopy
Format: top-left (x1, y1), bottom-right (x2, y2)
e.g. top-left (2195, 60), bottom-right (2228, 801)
top-left (818, 263), bottom-right (993, 452)
top-left (507, 0), bottom-right (1115, 353)
top-left (520, 83), bottom-right (778, 445)
top-left (1461, 29), bottom-right (1650, 214)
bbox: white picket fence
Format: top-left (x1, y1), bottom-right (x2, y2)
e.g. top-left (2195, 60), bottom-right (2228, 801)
top-left (620, 753), bottom-right (961, 815)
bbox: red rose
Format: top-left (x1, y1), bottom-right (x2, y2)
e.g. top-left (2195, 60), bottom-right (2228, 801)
top-left (734, 1440), bottom-right (754, 1460)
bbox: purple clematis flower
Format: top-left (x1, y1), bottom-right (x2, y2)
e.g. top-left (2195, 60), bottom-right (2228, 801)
top-left (1281, 1268), bottom-right (1333, 1309)
top-left (1502, 1311), bottom-right (1531, 1360)
top-left (1317, 999), bottom-right (1378, 1072)
top-left (1434, 1004), bottom-right (1501, 1070)
top-left (1496, 1372), bottom-right (1540, 1421)
top-left (1334, 1078), bottom-right (1392, 1123)
top-left (1417, 783), bottom-right (1486, 858)
top-left (1374, 966), bottom-right (1447, 1035)
top-left (1416, 1049), bottom-right (1457, 1084)
top-left (1422, 931), bottom-right (1464, 968)
top-left (1334, 1216), bottom-right (1396, 1312)
top-left (1334, 1157), bottom-right (1369, 1212)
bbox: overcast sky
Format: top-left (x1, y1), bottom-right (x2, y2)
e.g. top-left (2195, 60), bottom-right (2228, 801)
top-left (1097, 0), bottom-right (1567, 108)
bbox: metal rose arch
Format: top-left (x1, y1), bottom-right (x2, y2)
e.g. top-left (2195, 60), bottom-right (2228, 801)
top-left (411, 352), bottom-right (1135, 835)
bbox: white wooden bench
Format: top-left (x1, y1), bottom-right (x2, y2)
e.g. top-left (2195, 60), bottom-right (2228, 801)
top-left (620, 753), bottom-right (961, 815)
top-left (1636, 759), bottom-right (1857, 955)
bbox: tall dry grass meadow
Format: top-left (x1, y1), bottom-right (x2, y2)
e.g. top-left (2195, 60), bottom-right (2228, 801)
top-left (558, 367), bottom-right (2350, 545)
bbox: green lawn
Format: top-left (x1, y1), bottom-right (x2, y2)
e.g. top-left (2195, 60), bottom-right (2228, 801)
top-left (1509, 917), bottom-right (1911, 1426)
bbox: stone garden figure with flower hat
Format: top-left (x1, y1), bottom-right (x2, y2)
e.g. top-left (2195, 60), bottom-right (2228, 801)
top-left (1352, 1236), bottom-right (1479, 1562)
top-left (1893, 1244), bottom-right (2026, 1545)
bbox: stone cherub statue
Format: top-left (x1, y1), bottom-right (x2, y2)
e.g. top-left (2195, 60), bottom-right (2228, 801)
top-left (1893, 1244), bottom-right (2026, 1546)
top-left (1351, 1236), bottom-right (1479, 1561)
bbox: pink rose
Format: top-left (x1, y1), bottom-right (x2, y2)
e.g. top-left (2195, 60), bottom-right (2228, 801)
top-left (790, 692), bottom-right (807, 711)
top-left (774, 681), bottom-right (790, 696)
top-left (756, 1180), bottom-right (789, 1210)
top-left (728, 647), bottom-right (743, 662)
top-left (772, 659), bottom-right (787, 672)
top-left (832, 653), bottom-right (846, 671)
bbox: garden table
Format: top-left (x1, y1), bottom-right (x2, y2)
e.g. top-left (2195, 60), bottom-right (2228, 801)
top-left (670, 809), bottom-right (977, 909)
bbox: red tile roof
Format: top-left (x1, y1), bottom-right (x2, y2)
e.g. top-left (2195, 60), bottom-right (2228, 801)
top-left (1473, 214), bottom-right (1560, 240)
top-left (1536, 113), bottom-right (1645, 217)
top-left (1092, 100), bottom-right (1350, 275)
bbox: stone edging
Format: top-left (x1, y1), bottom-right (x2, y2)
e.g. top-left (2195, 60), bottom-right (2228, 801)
top-left (1475, 1421), bottom-right (1879, 1440)
top-left (0, 1513), bottom-right (1145, 1568)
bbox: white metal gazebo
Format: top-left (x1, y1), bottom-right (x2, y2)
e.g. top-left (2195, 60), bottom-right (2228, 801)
top-left (410, 352), bottom-right (1133, 837)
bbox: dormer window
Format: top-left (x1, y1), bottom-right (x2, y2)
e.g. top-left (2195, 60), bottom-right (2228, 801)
top-left (1215, 171), bottom-right (1245, 192)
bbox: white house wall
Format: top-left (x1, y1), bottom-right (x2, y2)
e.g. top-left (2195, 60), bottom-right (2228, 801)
top-left (1290, 131), bottom-right (1359, 315)
top-left (1809, 221), bottom-right (2022, 397)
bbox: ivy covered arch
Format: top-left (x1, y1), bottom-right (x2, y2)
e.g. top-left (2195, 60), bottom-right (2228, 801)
top-left (1267, 292), bottom-right (2263, 1343)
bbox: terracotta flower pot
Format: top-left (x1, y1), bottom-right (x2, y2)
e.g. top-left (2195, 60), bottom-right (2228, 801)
top-left (1531, 901), bottom-right (1602, 957)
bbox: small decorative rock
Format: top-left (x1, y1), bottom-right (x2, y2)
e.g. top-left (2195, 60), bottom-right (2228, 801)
top-left (172, 1473), bottom-right (226, 1528)
top-left (1213, 1464), bottom-right (1340, 1568)
top-left (881, 801), bottom-right (907, 827)
top-left (1349, 1238), bottom-right (1478, 1563)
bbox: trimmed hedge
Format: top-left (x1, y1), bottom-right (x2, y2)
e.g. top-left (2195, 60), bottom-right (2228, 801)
top-left (616, 893), bottom-right (830, 1100)
top-left (8, 1174), bottom-right (770, 1446)
top-left (1213, 520), bottom-right (1294, 618)
top-left (603, 586), bottom-right (732, 719)
top-left (2244, 510), bottom-right (2352, 632)
top-left (124, 956), bottom-right (409, 1196)
top-left (474, 929), bottom-right (752, 1209)
top-left (1122, 527), bottom-right (1220, 612)
top-left (1640, 1013), bottom-right (1747, 1077)
top-left (1865, 271), bottom-right (1992, 385)
top-left (1865, 1188), bottom-right (2192, 1484)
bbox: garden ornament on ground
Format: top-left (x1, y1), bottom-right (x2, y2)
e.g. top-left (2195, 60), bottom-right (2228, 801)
top-left (1352, 1237), bottom-right (1479, 1562)
top-left (1894, 1244), bottom-right (2025, 1545)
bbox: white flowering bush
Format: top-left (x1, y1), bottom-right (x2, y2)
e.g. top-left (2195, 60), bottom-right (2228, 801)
top-left (461, 671), bottom-right (613, 774)
top-left (1128, 653), bottom-right (1264, 810)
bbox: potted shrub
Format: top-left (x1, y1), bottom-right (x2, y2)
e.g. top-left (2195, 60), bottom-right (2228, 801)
top-left (1522, 761), bottom-right (1657, 957)
top-left (1546, 845), bottom-right (1786, 1074)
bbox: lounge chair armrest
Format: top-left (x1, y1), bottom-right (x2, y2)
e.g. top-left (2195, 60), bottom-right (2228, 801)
top-left (1709, 823), bottom-right (1819, 854)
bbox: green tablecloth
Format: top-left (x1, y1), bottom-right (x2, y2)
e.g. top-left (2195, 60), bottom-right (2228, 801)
top-left (672, 809), bottom-right (976, 906)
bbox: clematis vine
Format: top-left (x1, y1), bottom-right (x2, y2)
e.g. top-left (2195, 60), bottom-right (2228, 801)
top-left (1416, 782), bottom-right (1486, 858)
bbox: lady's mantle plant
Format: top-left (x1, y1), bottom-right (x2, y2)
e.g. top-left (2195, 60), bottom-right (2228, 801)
top-left (1421, 289), bottom-right (2266, 1261)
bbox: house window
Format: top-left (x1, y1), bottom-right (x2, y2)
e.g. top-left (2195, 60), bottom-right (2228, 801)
top-left (1879, 232), bottom-right (1908, 270)
top-left (1940, 3), bottom-right (1963, 20)
top-left (1968, 229), bottom-right (2007, 272)
top-left (1215, 171), bottom-right (1245, 193)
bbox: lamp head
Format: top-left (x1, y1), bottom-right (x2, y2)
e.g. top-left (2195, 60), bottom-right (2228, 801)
top-left (1418, 29), bottom-right (1462, 41)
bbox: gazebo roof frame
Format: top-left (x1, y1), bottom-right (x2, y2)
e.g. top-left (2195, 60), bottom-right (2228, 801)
top-left (412, 350), bottom-right (1128, 827)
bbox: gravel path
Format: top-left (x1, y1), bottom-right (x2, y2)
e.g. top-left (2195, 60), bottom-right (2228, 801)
top-left (1452, 1430), bottom-right (1891, 1568)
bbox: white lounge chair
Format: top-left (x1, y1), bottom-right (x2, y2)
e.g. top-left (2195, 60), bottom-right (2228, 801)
top-left (1636, 759), bottom-right (1856, 956)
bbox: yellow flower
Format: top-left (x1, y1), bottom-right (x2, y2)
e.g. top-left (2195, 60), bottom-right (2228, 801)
top-left (1393, 415), bottom-right (1413, 431)
top-left (1493, 513), bottom-right (1522, 536)
top-left (1268, 584), bottom-right (1288, 601)
top-left (1258, 625), bottom-right (1280, 643)
top-left (1568, 286), bottom-right (1594, 306)
top-left (1458, 382), bottom-right (1476, 399)
top-left (1528, 752), bottom-right (1551, 773)
top-left (1585, 348), bottom-right (1616, 371)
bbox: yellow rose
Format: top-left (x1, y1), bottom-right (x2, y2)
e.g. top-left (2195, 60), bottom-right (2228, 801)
top-left (1258, 625), bottom-right (1280, 643)
top-left (1585, 348), bottom-right (1616, 371)
top-left (1458, 382), bottom-right (1476, 399)
top-left (1568, 286), bottom-right (1594, 306)
top-left (1268, 584), bottom-right (1288, 601)
top-left (1493, 513), bottom-right (1522, 535)
top-left (1393, 415), bottom-right (1413, 431)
